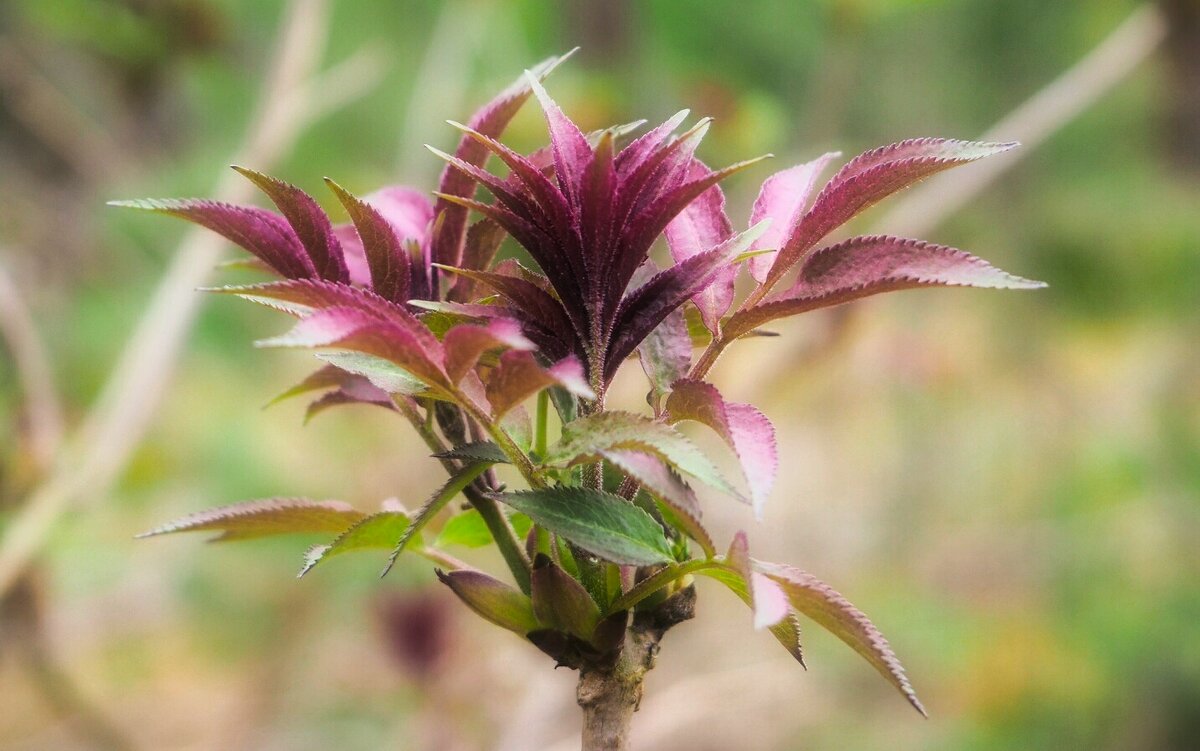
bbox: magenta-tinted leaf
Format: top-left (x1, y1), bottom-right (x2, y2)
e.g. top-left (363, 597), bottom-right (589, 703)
top-left (613, 109), bottom-right (689, 177)
top-left (111, 198), bottom-right (313, 279)
top-left (485, 351), bottom-right (593, 418)
top-left (442, 318), bottom-right (535, 384)
top-left (600, 448), bottom-right (714, 557)
top-left (755, 559), bottom-right (926, 716)
top-left (723, 532), bottom-right (791, 630)
top-left (665, 160), bottom-right (736, 332)
top-left (449, 218), bottom-right (507, 302)
top-left (138, 498), bottom-right (362, 542)
top-left (726, 235), bottom-right (1046, 339)
top-left (325, 179), bottom-right (411, 303)
top-left (667, 380), bottom-right (778, 519)
top-left (527, 74), bottom-right (592, 207)
top-left (212, 278), bottom-right (416, 325)
top-left (636, 305), bottom-right (692, 410)
top-left (531, 554), bottom-right (601, 640)
top-left (432, 52), bottom-right (572, 269)
top-left (232, 167), bottom-right (348, 283)
top-left (764, 139), bottom-right (1018, 288)
top-left (257, 306), bottom-right (449, 389)
top-left (437, 568), bottom-right (541, 634)
top-left (436, 265), bottom-right (576, 349)
top-left (607, 221), bottom-right (768, 377)
top-left (747, 152), bottom-right (839, 283)
top-left (693, 547), bottom-right (804, 665)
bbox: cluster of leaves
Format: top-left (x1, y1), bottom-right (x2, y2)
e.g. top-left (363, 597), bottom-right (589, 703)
top-left (125, 51), bottom-right (1043, 716)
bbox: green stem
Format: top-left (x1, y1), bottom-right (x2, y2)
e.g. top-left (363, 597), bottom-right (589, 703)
top-left (535, 389), bottom-right (549, 459)
top-left (607, 559), bottom-right (725, 614)
top-left (395, 398), bottom-right (532, 592)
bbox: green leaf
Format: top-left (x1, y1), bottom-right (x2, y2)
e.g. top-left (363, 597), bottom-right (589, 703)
top-left (383, 463), bottom-right (494, 574)
top-left (433, 441), bottom-right (510, 465)
top-left (544, 411), bottom-right (743, 501)
top-left (317, 351), bottom-right (427, 396)
top-left (494, 487), bottom-right (674, 566)
top-left (299, 508), bottom-right (411, 577)
top-left (437, 569), bottom-right (541, 634)
top-left (138, 498), bottom-right (363, 543)
top-left (435, 509), bottom-right (532, 548)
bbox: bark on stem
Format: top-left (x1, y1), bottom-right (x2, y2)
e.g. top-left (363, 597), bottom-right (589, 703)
top-left (578, 666), bottom-right (643, 751)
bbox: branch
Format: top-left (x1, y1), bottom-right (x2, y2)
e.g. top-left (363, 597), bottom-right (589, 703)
top-left (0, 0), bottom-right (385, 599)
top-left (0, 253), bottom-right (65, 471)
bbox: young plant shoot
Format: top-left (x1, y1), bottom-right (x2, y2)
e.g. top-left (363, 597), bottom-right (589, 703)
top-left (121, 52), bottom-right (1044, 750)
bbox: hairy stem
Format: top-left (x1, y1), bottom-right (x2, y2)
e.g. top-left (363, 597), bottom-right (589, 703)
top-left (396, 399), bottom-right (531, 591)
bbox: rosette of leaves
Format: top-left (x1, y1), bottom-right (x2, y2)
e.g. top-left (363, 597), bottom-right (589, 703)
top-left (123, 51), bottom-right (1044, 747)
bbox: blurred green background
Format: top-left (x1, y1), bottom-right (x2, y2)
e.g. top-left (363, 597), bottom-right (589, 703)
top-left (1, 1), bottom-right (1197, 749)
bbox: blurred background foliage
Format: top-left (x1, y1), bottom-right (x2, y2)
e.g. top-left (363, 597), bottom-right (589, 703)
top-left (0, 1), bottom-right (1197, 749)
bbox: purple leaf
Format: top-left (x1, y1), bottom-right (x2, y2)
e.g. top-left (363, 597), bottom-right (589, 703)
top-left (615, 154), bottom-right (767, 303)
top-left (526, 73), bottom-right (593, 207)
top-left (725, 235), bottom-right (1046, 339)
top-left (764, 139), bottom-right (1018, 288)
top-left (665, 160), bottom-right (735, 333)
top-left (607, 221), bottom-right (768, 378)
top-left (437, 568), bottom-right (541, 635)
top-left (137, 498), bottom-right (362, 542)
top-left (432, 52), bottom-right (573, 269)
top-left (755, 559), bottom-right (927, 716)
top-left (325, 179), bottom-right (411, 303)
top-left (613, 109), bottom-right (689, 177)
top-left (667, 380), bottom-right (778, 519)
top-left (110, 198), bottom-right (314, 279)
top-left (448, 219), bottom-right (507, 302)
top-left (747, 152), bottom-right (840, 283)
top-left (434, 265), bottom-right (578, 351)
top-left (232, 167), bottom-right (348, 283)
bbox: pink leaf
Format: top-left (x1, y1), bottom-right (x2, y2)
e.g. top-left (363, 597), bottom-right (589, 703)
top-left (666, 380), bottom-right (778, 519)
top-left (636, 305), bottom-right (692, 408)
top-left (764, 139), bottom-right (1017, 288)
top-left (747, 152), bottom-right (839, 283)
top-left (725, 235), bottom-right (1046, 339)
top-left (257, 307), bottom-right (448, 389)
top-left (442, 318), bottom-right (535, 384)
top-left (600, 448), bottom-right (714, 557)
top-left (486, 351), bottom-right (593, 418)
top-left (755, 559), bottom-right (927, 716)
top-left (665, 160), bottom-right (735, 333)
